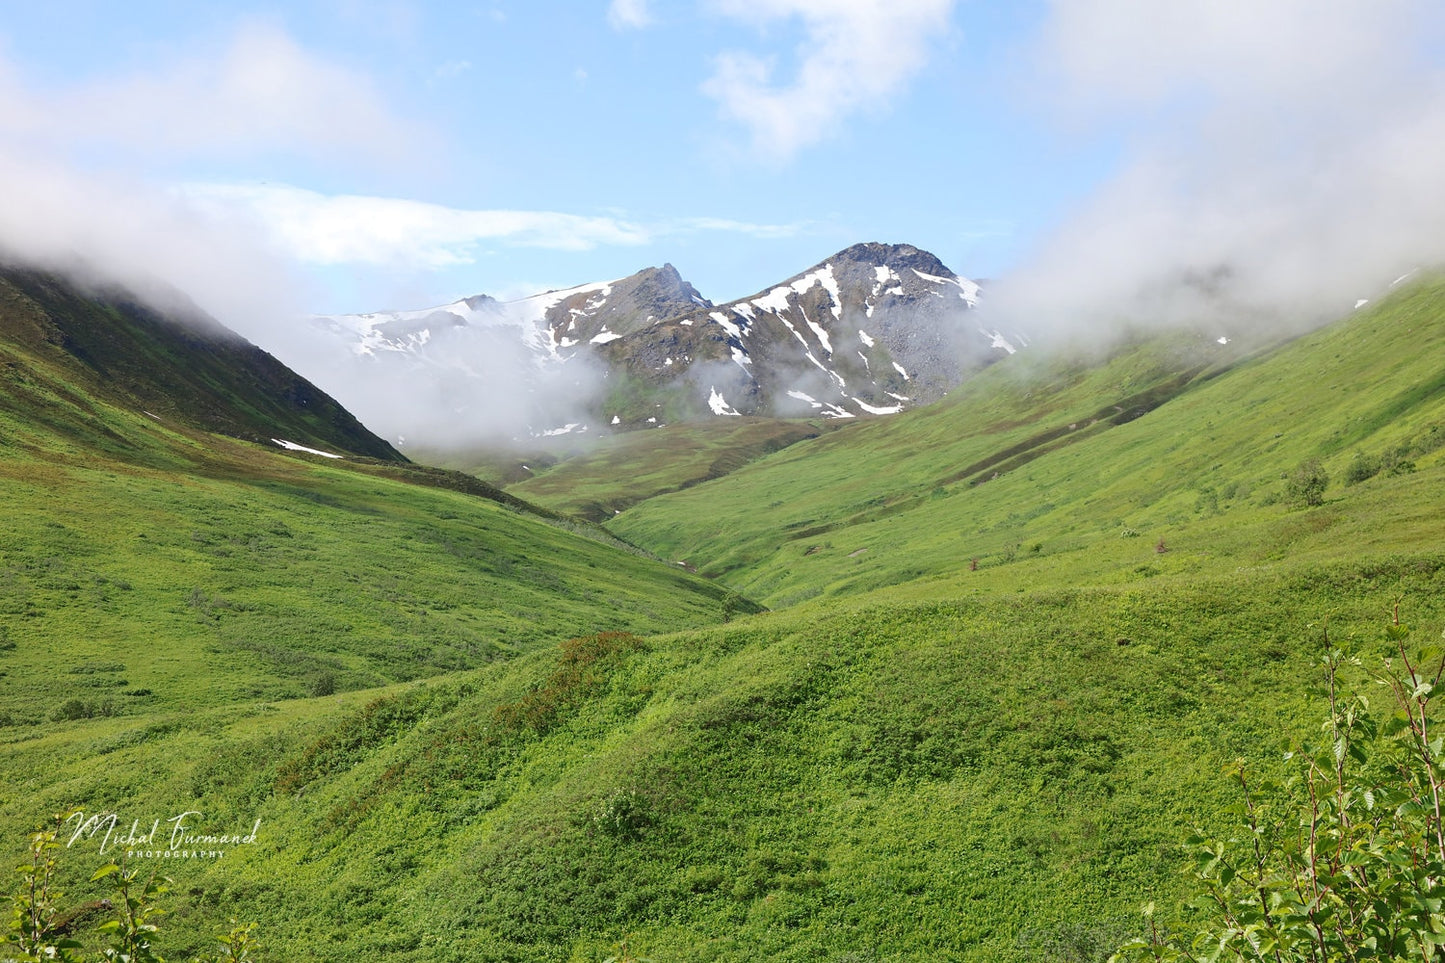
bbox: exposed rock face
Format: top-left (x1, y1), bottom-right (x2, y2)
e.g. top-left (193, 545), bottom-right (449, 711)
top-left (599, 242), bottom-right (1019, 422)
top-left (542, 264), bottom-right (710, 349)
top-left (309, 243), bottom-right (1020, 444)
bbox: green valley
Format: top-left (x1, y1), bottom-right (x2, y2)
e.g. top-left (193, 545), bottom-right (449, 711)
top-left (5, 268), bottom-right (1445, 961)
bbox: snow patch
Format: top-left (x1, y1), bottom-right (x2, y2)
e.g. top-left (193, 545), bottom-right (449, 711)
top-left (912, 268), bottom-right (979, 306)
top-left (710, 310), bottom-right (744, 340)
top-left (707, 387), bottom-right (742, 416)
top-left (590, 328), bottom-right (623, 344)
top-left (892, 362), bottom-right (910, 380)
top-left (748, 263), bottom-right (842, 322)
top-left (787, 389), bottom-right (822, 409)
top-left (979, 327), bottom-right (1017, 354)
top-left (858, 329), bottom-right (875, 348)
top-left (801, 304), bottom-right (834, 354)
top-left (854, 398), bottom-right (904, 415)
top-left (815, 264), bottom-right (842, 320)
top-left (272, 439), bottom-right (343, 459)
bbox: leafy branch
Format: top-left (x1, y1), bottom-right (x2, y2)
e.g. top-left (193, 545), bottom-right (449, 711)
top-left (1113, 608), bottom-right (1445, 962)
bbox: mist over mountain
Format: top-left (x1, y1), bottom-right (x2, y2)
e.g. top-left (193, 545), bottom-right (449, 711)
top-left (0, 261), bottom-right (402, 460)
top-left (309, 242), bottom-right (1016, 449)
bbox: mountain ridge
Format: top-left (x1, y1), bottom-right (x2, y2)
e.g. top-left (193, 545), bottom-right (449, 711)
top-left (309, 242), bottom-right (1014, 446)
top-left (0, 262), bottom-right (404, 461)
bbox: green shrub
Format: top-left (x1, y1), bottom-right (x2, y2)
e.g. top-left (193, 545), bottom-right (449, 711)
top-left (3, 810), bottom-right (262, 963)
top-left (1113, 612), bottom-right (1445, 961)
top-left (1343, 452), bottom-right (1382, 485)
top-left (588, 788), bottom-right (652, 841)
top-left (49, 699), bottom-right (114, 722)
top-left (1284, 458), bottom-right (1329, 506)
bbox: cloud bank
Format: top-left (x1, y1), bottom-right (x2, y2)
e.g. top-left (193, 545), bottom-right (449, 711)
top-left (182, 182), bottom-right (806, 271)
top-left (0, 21), bottom-right (429, 347)
top-left (0, 22), bottom-right (424, 165)
top-left (988, 0), bottom-right (1445, 339)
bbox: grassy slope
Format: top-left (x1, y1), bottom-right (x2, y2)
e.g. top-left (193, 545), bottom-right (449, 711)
top-left (5, 283), bottom-right (1445, 961)
top-left (12, 550), bottom-right (1443, 961)
top-left (504, 418), bottom-right (830, 521)
top-left (0, 310), bottom-right (746, 820)
top-left (609, 283), bottom-right (1445, 607)
top-left (0, 264), bottom-right (403, 459)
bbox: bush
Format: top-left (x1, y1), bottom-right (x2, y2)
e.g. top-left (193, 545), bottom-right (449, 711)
top-left (1343, 452), bottom-right (1382, 485)
top-left (1345, 448), bottom-right (1417, 486)
top-left (1284, 459), bottom-right (1329, 507)
top-left (588, 788), bottom-right (652, 840)
top-left (2, 809), bottom-right (262, 962)
top-left (50, 698), bottom-right (114, 722)
top-left (1113, 611), bottom-right (1445, 961)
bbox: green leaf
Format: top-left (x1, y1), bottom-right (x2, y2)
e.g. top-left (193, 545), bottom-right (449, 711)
top-left (90, 863), bottom-right (120, 882)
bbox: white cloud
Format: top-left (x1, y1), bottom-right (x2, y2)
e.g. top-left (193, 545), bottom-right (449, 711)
top-left (0, 152), bottom-right (312, 354)
top-left (1035, 0), bottom-right (1420, 115)
top-left (178, 183), bottom-right (807, 268)
top-left (989, 0), bottom-right (1445, 338)
top-left (702, 0), bottom-right (955, 160)
top-left (608, 0), bottom-right (655, 30)
top-left (673, 216), bottom-right (804, 239)
top-left (0, 23), bottom-right (422, 166)
top-left (181, 184), bottom-right (654, 267)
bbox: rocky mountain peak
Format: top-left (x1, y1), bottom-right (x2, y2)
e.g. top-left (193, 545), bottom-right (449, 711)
top-left (306, 243), bottom-right (1022, 447)
top-left (832, 241), bottom-right (950, 277)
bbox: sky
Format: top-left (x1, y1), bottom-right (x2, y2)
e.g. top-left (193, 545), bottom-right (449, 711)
top-left (1, 1), bottom-right (1444, 342)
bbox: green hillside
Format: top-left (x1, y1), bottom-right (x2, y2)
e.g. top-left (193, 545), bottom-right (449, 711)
top-left (609, 282), bottom-right (1445, 607)
top-left (5, 274), bottom-right (1445, 961)
top-left (0, 264), bottom-right (403, 460)
top-left (504, 418), bottom-right (829, 521)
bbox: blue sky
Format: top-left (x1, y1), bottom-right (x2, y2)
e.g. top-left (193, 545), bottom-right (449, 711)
top-left (0, 0), bottom-right (1121, 312)
top-left (2, 1), bottom-right (1444, 332)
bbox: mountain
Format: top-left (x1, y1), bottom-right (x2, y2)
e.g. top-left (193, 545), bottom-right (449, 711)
top-left (309, 243), bottom-right (1011, 446)
top-left (599, 242), bottom-right (1018, 423)
top-left (321, 264), bottom-right (709, 368)
top-left (0, 263), bottom-right (403, 460)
